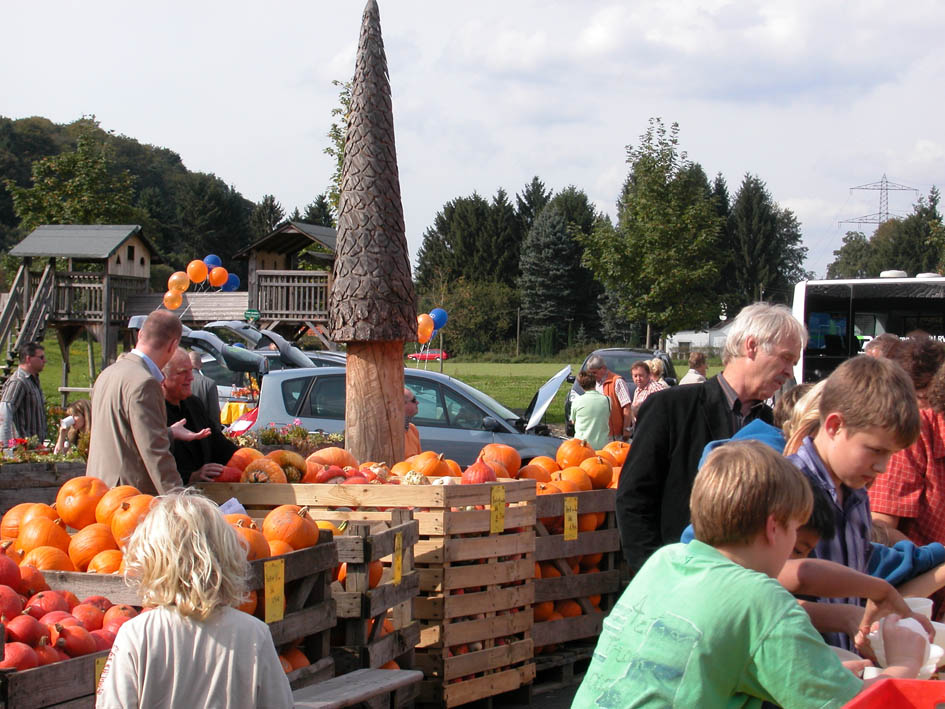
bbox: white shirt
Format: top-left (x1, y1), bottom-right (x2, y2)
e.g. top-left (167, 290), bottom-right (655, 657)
top-left (130, 348), bottom-right (164, 383)
top-left (595, 375), bottom-right (632, 407)
top-left (96, 605), bottom-right (292, 709)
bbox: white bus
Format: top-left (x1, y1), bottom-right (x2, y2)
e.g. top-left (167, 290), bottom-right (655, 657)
top-left (791, 273), bottom-right (945, 382)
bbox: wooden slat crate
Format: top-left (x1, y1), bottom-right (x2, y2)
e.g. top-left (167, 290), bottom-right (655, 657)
top-left (532, 488), bottom-right (620, 650)
top-left (0, 650), bottom-right (109, 709)
top-left (45, 534), bottom-right (338, 694)
top-left (194, 480), bottom-right (537, 709)
top-left (0, 462), bottom-right (87, 515)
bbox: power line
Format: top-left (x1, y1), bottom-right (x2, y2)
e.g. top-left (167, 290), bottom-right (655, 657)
top-left (839, 174), bottom-right (917, 227)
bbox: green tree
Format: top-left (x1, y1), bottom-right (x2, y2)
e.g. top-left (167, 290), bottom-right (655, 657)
top-left (177, 173), bottom-right (253, 266)
top-left (250, 194), bottom-right (285, 237)
top-left (414, 192), bottom-right (492, 291)
top-left (303, 193), bottom-right (334, 227)
top-left (4, 131), bottom-right (139, 231)
top-left (424, 277), bottom-right (518, 354)
top-left (827, 231), bottom-right (873, 278)
top-left (324, 79), bottom-right (352, 216)
top-left (581, 118), bottom-right (722, 341)
top-left (515, 176), bottom-right (551, 236)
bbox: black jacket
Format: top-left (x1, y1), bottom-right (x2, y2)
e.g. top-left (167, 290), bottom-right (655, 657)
top-left (165, 396), bottom-right (238, 485)
top-left (616, 376), bottom-right (773, 574)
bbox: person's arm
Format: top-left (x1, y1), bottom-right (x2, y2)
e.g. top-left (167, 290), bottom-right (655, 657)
top-left (53, 425), bottom-right (69, 455)
top-left (897, 561), bottom-right (945, 599)
top-left (617, 394), bottom-right (670, 574)
top-left (797, 599), bottom-right (864, 637)
top-left (861, 615), bottom-right (926, 687)
top-left (0, 379), bottom-right (24, 442)
top-left (621, 403), bottom-right (632, 438)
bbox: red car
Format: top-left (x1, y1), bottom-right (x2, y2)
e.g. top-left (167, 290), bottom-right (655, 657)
top-left (406, 349), bottom-right (449, 362)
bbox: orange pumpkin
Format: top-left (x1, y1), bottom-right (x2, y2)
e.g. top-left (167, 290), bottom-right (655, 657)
top-left (87, 549), bottom-right (124, 574)
top-left (410, 451), bottom-right (450, 477)
top-left (539, 562), bottom-right (561, 579)
top-left (533, 601), bottom-right (555, 622)
top-left (306, 446), bottom-right (358, 470)
top-left (56, 477), bottom-right (109, 530)
top-left (242, 458), bottom-right (288, 484)
top-left (16, 517), bottom-right (71, 555)
top-left (552, 467), bottom-right (593, 492)
top-left (609, 466), bottom-right (621, 489)
top-left (2, 540), bottom-right (24, 565)
top-left (68, 523), bottom-right (118, 572)
top-left (261, 505), bottom-right (319, 550)
top-left (283, 646), bottom-right (310, 670)
top-left (315, 520), bottom-right (345, 537)
top-left (233, 520), bottom-right (269, 560)
top-left (603, 440), bottom-right (630, 466)
top-left (580, 553), bottom-right (603, 570)
top-left (593, 449), bottom-right (617, 467)
top-left (390, 460), bottom-right (414, 477)
top-left (517, 464), bottom-right (551, 483)
top-left (18, 565), bottom-right (49, 596)
top-left (94, 486), bottom-right (140, 526)
top-left (536, 482), bottom-right (563, 531)
top-left (579, 456), bottom-right (613, 489)
top-left (236, 589), bottom-right (258, 614)
top-left (550, 478), bottom-right (580, 493)
top-left (555, 599), bottom-right (583, 618)
top-left (265, 450), bottom-right (307, 483)
top-left (267, 539), bottom-right (294, 556)
top-left (337, 560), bottom-right (383, 589)
top-left (110, 495), bottom-right (155, 548)
top-left (530, 456), bottom-right (560, 475)
top-left (1, 503), bottom-right (34, 540)
top-left (21, 546), bottom-right (76, 572)
top-left (224, 513), bottom-right (254, 527)
top-left (578, 513), bottom-right (599, 533)
top-left (19, 503), bottom-right (61, 527)
top-left (226, 447), bottom-right (264, 471)
top-left (556, 439), bottom-right (595, 469)
top-left (379, 660), bottom-right (400, 670)
top-left (444, 459), bottom-right (462, 477)
top-left (480, 443), bottom-right (521, 477)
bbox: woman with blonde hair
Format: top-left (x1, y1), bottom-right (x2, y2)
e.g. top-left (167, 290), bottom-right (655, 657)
top-left (646, 358), bottom-right (668, 390)
top-left (53, 399), bottom-right (91, 454)
top-left (96, 491), bottom-right (292, 708)
top-left (782, 381), bottom-right (827, 456)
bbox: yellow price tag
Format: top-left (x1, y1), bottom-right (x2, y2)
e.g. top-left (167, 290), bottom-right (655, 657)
top-left (490, 485), bottom-right (506, 534)
top-left (392, 532), bottom-right (403, 586)
top-left (563, 496), bottom-right (579, 541)
top-left (264, 558), bottom-right (285, 624)
top-left (94, 656), bottom-right (108, 687)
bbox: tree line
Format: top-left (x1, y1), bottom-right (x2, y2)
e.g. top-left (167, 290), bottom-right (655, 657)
top-left (415, 118), bottom-right (811, 355)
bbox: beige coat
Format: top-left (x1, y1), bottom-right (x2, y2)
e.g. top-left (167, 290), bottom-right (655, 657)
top-left (87, 354), bottom-right (181, 495)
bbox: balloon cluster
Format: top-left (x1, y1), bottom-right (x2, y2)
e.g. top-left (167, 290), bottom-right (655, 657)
top-left (416, 307), bottom-right (448, 344)
top-left (163, 254), bottom-right (241, 310)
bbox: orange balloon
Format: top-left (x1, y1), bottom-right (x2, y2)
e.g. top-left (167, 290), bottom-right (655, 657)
top-left (187, 260), bottom-right (208, 283)
top-left (208, 266), bottom-right (229, 287)
top-left (163, 290), bottom-right (182, 310)
top-left (417, 314), bottom-right (434, 344)
top-left (167, 271), bottom-right (189, 292)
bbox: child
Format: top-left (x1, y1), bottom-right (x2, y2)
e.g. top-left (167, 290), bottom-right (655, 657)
top-left (95, 491), bottom-right (293, 708)
top-left (787, 356), bottom-right (920, 648)
top-left (572, 441), bottom-right (925, 708)
top-left (53, 398), bottom-right (91, 454)
top-left (569, 371), bottom-right (611, 450)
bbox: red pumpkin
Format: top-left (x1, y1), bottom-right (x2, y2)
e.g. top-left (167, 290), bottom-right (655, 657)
top-left (215, 466), bottom-right (243, 483)
top-left (81, 595), bottom-right (113, 613)
top-left (90, 628), bottom-right (116, 652)
top-left (25, 591), bottom-right (69, 620)
top-left (17, 565), bottom-right (48, 597)
top-left (71, 603), bottom-right (105, 631)
top-left (35, 636), bottom-right (65, 665)
top-left (0, 641), bottom-right (38, 670)
top-left (306, 446), bottom-right (358, 470)
top-left (461, 457), bottom-right (497, 485)
top-left (0, 583), bottom-right (24, 620)
top-left (5, 612), bottom-right (48, 647)
top-left (52, 623), bottom-right (97, 657)
top-left (0, 553), bottom-right (20, 589)
top-left (102, 604), bottom-right (137, 633)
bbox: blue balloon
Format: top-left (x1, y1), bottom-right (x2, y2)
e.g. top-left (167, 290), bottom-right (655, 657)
top-left (430, 307), bottom-right (448, 330)
top-left (203, 254), bottom-right (223, 269)
top-left (222, 273), bottom-right (241, 292)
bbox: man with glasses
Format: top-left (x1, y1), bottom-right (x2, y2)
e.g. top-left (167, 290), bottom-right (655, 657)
top-left (0, 341), bottom-right (46, 443)
top-left (405, 387), bottom-right (421, 457)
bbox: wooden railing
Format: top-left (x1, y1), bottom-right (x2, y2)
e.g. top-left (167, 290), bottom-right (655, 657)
top-left (15, 264), bottom-right (55, 350)
top-left (0, 266), bottom-right (26, 356)
top-left (255, 270), bottom-right (330, 321)
top-left (24, 272), bottom-right (149, 323)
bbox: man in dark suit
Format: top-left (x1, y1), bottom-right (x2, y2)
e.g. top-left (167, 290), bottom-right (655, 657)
top-left (188, 350), bottom-right (220, 416)
top-left (617, 303), bottom-right (808, 574)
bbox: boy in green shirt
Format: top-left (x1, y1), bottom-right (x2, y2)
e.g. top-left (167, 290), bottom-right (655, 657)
top-left (573, 441), bottom-right (926, 708)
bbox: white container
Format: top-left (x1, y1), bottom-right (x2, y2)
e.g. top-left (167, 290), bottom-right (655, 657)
top-left (906, 597), bottom-right (934, 620)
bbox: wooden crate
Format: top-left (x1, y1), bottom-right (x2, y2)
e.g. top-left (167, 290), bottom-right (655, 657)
top-left (0, 462), bottom-right (87, 515)
top-left (0, 650), bottom-right (109, 709)
top-left (194, 480), bottom-right (537, 709)
top-left (45, 534), bottom-right (338, 692)
top-left (532, 488), bottom-right (620, 649)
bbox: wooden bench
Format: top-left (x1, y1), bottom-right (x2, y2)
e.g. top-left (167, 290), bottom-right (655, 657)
top-left (293, 668), bottom-right (423, 709)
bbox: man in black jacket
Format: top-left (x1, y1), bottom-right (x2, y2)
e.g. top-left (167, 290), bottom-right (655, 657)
top-left (617, 303), bottom-right (807, 574)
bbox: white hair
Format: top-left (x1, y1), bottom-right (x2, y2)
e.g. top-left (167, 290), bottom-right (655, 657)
top-left (722, 303), bottom-right (808, 365)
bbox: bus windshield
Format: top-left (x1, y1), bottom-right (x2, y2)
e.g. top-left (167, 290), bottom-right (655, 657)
top-left (793, 276), bottom-right (945, 382)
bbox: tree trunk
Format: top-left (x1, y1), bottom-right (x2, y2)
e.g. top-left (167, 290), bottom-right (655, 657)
top-left (645, 321), bottom-right (652, 349)
top-left (345, 341), bottom-right (405, 466)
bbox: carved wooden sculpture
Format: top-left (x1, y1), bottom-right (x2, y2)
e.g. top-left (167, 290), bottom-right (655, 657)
top-left (328, 0), bottom-right (417, 466)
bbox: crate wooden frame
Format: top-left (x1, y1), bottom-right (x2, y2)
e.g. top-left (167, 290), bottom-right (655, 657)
top-left (44, 534), bottom-right (338, 692)
top-left (533, 488), bottom-right (620, 649)
top-left (0, 648), bottom-right (109, 709)
top-left (0, 461), bottom-right (87, 515)
top-left (195, 480), bottom-right (537, 709)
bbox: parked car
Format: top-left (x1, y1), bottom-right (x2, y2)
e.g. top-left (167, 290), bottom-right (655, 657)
top-left (204, 320), bottom-right (347, 369)
top-left (248, 365), bottom-right (570, 466)
top-left (406, 349), bottom-right (449, 362)
top-left (564, 348), bottom-right (678, 436)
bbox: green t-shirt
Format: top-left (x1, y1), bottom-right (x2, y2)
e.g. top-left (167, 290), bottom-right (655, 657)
top-left (572, 541), bottom-right (862, 709)
top-left (570, 390), bottom-right (611, 450)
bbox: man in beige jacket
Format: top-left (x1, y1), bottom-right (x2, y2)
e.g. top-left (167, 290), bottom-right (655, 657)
top-left (87, 310), bottom-right (205, 495)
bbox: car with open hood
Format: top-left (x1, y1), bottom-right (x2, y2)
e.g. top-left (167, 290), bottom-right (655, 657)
top-left (246, 365), bottom-right (570, 466)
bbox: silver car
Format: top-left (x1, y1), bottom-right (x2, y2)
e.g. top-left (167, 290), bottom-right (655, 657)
top-left (249, 366), bottom-right (569, 466)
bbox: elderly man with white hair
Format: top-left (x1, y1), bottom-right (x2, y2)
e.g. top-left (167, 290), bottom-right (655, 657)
top-left (617, 302), bottom-right (808, 575)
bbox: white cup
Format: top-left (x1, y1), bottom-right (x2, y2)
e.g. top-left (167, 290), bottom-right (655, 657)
top-left (60, 415), bottom-right (75, 430)
top-left (862, 666), bottom-right (883, 679)
top-left (905, 596), bottom-right (934, 620)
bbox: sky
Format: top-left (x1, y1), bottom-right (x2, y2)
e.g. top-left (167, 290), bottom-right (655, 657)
top-left (4, 0), bottom-right (945, 279)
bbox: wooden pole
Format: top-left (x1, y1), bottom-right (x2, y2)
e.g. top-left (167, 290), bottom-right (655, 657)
top-left (345, 341), bottom-right (405, 465)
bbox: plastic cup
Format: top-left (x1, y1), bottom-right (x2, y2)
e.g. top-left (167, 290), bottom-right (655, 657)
top-left (906, 597), bottom-right (934, 619)
top-left (862, 666), bottom-right (883, 679)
